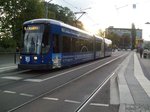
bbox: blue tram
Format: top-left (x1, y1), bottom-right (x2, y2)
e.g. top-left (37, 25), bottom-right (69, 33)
top-left (18, 19), bottom-right (112, 70)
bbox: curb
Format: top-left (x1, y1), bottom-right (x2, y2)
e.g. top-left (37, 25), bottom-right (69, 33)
top-left (116, 52), bottom-right (135, 112)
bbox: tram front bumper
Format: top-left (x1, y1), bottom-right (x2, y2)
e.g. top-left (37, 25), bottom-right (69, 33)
top-left (18, 64), bottom-right (52, 70)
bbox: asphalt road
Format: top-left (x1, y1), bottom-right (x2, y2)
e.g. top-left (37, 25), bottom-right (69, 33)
top-left (0, 51), bottom-right (128, 112)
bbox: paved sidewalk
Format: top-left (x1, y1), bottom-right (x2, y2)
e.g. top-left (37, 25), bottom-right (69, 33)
top-left (138, 54), bottom-right (150, 81)
top-left (117, 52), bottom-right (150, 112)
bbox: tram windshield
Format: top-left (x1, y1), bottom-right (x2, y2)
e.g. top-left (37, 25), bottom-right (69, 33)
top-left (22, 24), bottom-right (50, 54)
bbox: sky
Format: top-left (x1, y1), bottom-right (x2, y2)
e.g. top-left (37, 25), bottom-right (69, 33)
top-left (49, 0), bottom-right (150, 41)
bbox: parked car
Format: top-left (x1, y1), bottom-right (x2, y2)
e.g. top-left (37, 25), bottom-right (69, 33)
top-left (143, 49), bottom-right (150, 58)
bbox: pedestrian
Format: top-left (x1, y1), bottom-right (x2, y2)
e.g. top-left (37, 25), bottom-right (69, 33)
top-left (139, 47), bottom-right (143, 58)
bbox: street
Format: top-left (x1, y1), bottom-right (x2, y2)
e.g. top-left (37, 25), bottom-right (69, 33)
top-left (0, 51), bottom-right (127, 112)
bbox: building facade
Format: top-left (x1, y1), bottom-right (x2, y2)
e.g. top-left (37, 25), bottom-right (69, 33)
top-left (105, 26), bottom-right (143, 49)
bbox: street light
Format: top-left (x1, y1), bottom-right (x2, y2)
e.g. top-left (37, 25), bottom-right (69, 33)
top-left (45, 0), bottom-right (53, 18)
top-left (145, 22), bottom-right (150, 41)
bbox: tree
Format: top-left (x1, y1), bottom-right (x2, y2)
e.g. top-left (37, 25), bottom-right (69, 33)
top-left (74, 20), bottom-right (84, 30)
top-left (105, 32), bottom-right (121, 49)
top-left (45, 3), bottom-right (84, 29)
top-left (0, 0), bottom-right (44, 47)
top-left (131, 23), bottom-right (136, 49)
top-left (45, 3), bottom-right (76, 26)
top-left (97, 29), bottom-right (105, 37)
top-left (0, 1), bottom-right (83, 49)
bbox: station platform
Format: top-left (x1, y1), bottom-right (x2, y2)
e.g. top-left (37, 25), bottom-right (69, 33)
top-left (116, 52), bottom-right (150, 112)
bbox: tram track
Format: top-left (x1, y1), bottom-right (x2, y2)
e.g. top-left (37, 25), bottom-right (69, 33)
top-left (0, 52), bottom-right (126, 90)
top-left (75, 70), bottom-right (118, 112)
top-left (7, 52), bottom-right (128, 112)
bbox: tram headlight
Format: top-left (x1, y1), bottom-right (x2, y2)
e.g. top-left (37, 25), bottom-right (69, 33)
top-left (20, 56), bottom-right (22, 60)
top-left (34, 56), bottom-right (38, 60)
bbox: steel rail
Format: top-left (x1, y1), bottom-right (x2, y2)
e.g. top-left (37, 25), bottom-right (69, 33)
top-left (7, 53), bottom-right (128, 112)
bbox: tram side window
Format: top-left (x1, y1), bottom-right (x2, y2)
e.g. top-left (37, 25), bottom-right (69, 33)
top-left (62, 36), bottom-right (71, 53)
top-left (88, 40), bottom-right (93, 51)
top-left (53, 34), bottom-right (60, 53)
top-left (42, 25), bottom-right (50, 54)
top-left (81, 40), bottom-right (88, 52)
top-left (74, 39), bottom-right (89, 52)
top-left (85, 39), bottom-right (93, 52)
top-left (72, 38), bottom-right (77, 52)
top-left (109, 44), bottom-right (112, 51)
top-left (105, 43), bottom-right (111, 51)
top-left (76, 39), bottom-right (81, 52)
top-left (96, 41), bottom-right (101, 51)
top-left (105, 43), bottom-right (108, 51)
top-left (77, 39), bottom-right (84, 52)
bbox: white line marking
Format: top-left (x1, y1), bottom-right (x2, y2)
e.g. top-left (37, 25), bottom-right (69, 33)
top-left (43, 97), bottom-right (59, 101)
top-left (90, 103), bottom-right (109, 107)
top-left (24, 79), bottom-right (43, 82)
top-left (0, 69), bottom-right (31, 77)
top-left (1, 76), bottom-right (22, 80)
top-left (110, 74), bottom-right (119, 105)
top-left (0, 66), bottom-right (16, 70)
top-left (3, 91), bottom-right (16, 94)
top-left (76, 72), bottom-right (117, 112)
top-left (20, 93), bottom-right (34, 97)
top-left (7, 53), bottom-right (127, 112)
top-left (64, 100), bottom-right (81, 104)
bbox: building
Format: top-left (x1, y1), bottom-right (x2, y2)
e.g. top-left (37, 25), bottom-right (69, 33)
top-left (105, 26), bottom-right (143, 49)
top-left (136, 29), bottom-right (143, 48)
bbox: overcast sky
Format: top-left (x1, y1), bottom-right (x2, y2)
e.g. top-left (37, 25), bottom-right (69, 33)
top-left (49, 0), bottom-right (150, 40)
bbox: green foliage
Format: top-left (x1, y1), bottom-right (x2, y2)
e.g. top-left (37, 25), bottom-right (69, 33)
top-left (0, 37), bottom-right (16, 49)
top-left (97, 29), bottom-right (105, 37)
top-left (131, 23), bottom-right (136, 49)
top-left (0, 0), bottom-right (44, 48)
top-left (105, 32), bottom-right (121, 49)
top-left (0, 1), bottom-right (81, 51)
top-left (103, 30), bottom-right (131, 49)
top-left (46, 3), bottom-right (76, 26)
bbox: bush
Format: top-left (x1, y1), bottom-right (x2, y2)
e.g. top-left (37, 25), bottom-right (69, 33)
top-left (0, 47), bottom-right (15, 53)
top-left (0, 37), bottom-right (16, 49)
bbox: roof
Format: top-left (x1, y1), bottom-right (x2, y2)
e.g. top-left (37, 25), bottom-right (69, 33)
top-left (23, 18), bottom-right (93, 37)
top-left (23, 18), bottom-right (62, 25)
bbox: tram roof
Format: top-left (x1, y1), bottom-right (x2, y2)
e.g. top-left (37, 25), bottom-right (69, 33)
top-left (104, 38), bottom-right (112, 44)
top-left (23, 18), bottom-right (93, 37)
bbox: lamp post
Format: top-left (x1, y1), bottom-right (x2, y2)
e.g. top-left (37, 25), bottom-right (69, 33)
top-left (45, 0), bottom-right (53, 18)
